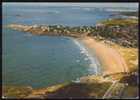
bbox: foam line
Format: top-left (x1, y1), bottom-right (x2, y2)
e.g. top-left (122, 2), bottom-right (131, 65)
top-left (73, 39), bottom-right (101, 75)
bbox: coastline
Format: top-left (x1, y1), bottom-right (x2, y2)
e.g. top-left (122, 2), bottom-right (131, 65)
top-left (3, 17), bottom-right (138, 98)
top-left (6, 23), bottom-right (134, 77)
top-left (6, 22), bottom-right (137, 78)
top-left (3, 35), bottom-right (138, 98)
top-left (79, 36), bottom-right (129, 76)
top-left (72, 38), bottom-right (101, 75)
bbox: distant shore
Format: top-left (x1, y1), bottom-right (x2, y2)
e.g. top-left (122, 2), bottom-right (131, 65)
top-left (7, 18), bottom-right (138, 48)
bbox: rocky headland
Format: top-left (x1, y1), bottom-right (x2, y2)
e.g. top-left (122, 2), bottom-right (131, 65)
top-left (7, 18), bottom-right (138, 48)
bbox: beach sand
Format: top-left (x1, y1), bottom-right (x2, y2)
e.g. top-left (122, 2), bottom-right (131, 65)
top-left (80, 36), bottom-right (129, 76)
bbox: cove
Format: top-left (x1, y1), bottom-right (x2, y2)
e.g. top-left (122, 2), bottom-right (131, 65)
top-left (2, 28), bottom-right (101, 88)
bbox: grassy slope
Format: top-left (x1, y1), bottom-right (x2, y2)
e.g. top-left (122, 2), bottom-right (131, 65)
top-left (112, 45), bottom-right (138, 72)
top-left (2, 81), bottom-right (112, 99)
top-left (2, 85), bottom-right (32, 98)
top-left (100, 18), bottom-right (138, 26)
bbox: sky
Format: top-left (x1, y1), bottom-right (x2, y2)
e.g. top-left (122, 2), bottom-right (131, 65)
top-left (3, 3), bottom-right (138, 8)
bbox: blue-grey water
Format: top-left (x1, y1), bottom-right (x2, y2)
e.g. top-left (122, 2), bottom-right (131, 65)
top-left (2, 4), bottom-right (130, 88)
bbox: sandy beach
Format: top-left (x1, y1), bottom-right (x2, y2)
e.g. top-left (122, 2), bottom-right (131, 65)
top-left (80, 36), bottom-right (129, 76)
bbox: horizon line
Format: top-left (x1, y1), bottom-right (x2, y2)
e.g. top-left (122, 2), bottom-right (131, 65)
top-left (3, 3), bottom-right (138, 8)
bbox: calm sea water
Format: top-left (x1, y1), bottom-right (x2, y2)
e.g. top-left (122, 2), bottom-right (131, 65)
top-left (2, 4), bottom-right (120, 88)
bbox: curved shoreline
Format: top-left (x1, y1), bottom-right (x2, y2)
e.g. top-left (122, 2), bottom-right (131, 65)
top-left (80, 36), bottom-right (129, 76)
top-left (3, 23), bottom-right (138, 98)
top-left (7, 23), bottom-right (130, 76)
top-left (73, 38), bottom-right (101, 75)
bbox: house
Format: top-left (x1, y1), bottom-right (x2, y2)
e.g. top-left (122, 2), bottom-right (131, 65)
top-left (95, 23), bottom-right (105, 29)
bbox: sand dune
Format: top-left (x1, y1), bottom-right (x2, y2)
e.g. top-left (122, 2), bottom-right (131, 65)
top-left (80, 37), bottom-right (129, 76)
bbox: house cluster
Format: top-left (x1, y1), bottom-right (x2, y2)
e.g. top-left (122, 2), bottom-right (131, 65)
top-left (94, 22), bottom-right (138, 47)
top-left (8, 21), bottom-right (138, 47)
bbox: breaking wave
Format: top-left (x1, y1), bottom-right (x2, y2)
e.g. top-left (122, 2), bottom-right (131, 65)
top-left (73, 39), bottom-right (101, 75)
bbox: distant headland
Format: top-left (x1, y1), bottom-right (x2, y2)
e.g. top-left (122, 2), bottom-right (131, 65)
top-left (7, 18), bottom-right (138, 48)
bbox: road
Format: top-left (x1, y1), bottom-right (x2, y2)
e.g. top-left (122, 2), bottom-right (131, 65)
top-left (102, 81), bottom-right (126, 99)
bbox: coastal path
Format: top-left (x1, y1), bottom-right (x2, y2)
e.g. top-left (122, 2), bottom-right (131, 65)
top-left (102, 81), bottom-right (126, 99)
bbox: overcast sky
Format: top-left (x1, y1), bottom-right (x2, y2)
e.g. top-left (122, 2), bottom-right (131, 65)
top-left (3, 3), bottom-right (138, 8)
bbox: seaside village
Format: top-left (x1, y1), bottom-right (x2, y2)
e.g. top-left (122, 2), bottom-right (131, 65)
top-left (9, 17), bottom-right (138, 48)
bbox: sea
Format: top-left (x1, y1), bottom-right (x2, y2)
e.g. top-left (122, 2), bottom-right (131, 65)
top-left (2, 3), bottom-right (137, 88)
